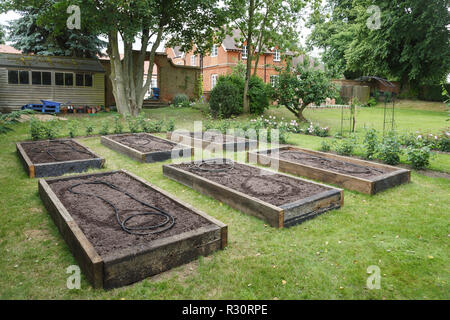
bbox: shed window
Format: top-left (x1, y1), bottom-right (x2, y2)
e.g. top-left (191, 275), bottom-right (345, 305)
top-left (19, 71), bottom-right (29, 84)
top-left (32, 71), bottom-right (42, 85)
top-left (42, 72), bottom-right (51, 85)
top-left (55, 73), bottom-right (64, 86)
top-left (8, 70), bottom-right (19, 84)
top-left (85, 74), bottom-right (93, 87)
top-left (65, 73), bottom-right (73, 86)
top-left (76, 73), bottom-right (84, 86)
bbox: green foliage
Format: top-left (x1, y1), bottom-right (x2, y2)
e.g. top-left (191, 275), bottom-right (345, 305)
top-left (143, 119), bottom-right (164, 133)
top-left (248, 76), bottom-right (270, 115)
top-left (320, 140), bottom-right (332, 152)
top-left (7, 6), bottom-right (105, 57)
top-left (365, 97), bottom-right (377, 108)
top-left (308, 0), bottom-right (450, 87)
top-left (67, 121), bottom-right (79, 138)
top-left (377, 132), bottom-right (402, 165)
top-left (334, 136), bottom-right (356, 156)
top-left (29, 117), bottom-right (60, 140)
top-left (271, 60), bottom-right (336, 121)
top-left (209, 78), bottom-right (243, 118)
top-left (418, 84), bottom-right (450, 102)
top-left (166, 119), bottom-right (175, 132)
top-left (85, 122), bottom-right (94, 136)
top-left (126, 115), bottom-right (141, 133)
top-left (0, 109), bottom-right (33, 134)
top-left (0, 24), bottom-right (5, 44)
top-left (406, 143), bottom-right (431, 169)
top-left (173, 94), bottom-right (190, 108)
top-left (113, 114), bottom-right (123, 134)
top-left (363, 128), bottom-right (378, 160)
top-left (99, 120), bottom-right (110, 136)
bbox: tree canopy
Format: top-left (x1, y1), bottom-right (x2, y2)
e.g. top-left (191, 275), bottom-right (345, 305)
top-left (307, 0), bottom-right (450, 89)
top-left (0, 24), bottom-right (5, 44)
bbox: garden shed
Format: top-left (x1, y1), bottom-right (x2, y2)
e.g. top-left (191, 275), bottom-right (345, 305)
top-left (0, 52), bottom-right (105, 112)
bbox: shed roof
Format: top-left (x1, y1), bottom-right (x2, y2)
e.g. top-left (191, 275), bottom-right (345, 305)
top-left (0, 53), bottom-right (105, 73)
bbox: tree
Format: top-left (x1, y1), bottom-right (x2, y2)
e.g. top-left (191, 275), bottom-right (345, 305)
top-left (7, 6), bottom-right (105, 57)
top-left (307, 0), bottom-right (450, 91)
top-left (225, 0), bottom-right (308, 113)
top-left (0, 24), bottom-right (5, 44)
top-left (272, 60), bottom-right (335, 121)
top-left (3, 0), bottom-right (227, 116)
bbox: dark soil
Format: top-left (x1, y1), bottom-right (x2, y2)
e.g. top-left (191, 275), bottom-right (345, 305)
top-left (274, 149), bottom-right (391, 179)
top-left (111, 133), bottom-right (177, 153)
top-left (174, 160), bottom-right (331, 206)
top-left (21, 140), bottom-right (97, 164)
top-left (48, 172), bottom-right (214, 257)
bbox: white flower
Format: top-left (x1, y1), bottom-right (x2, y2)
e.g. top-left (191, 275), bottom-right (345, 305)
top-left (417, 135), bottom-right (422, 139)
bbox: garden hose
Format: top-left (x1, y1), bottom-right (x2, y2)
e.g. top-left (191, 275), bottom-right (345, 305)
top-left (68, 181), bottom-right (175, 236)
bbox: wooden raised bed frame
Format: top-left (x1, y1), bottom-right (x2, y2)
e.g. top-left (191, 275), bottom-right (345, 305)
top-left (101, 133), bottom-right (193, 163)
top-left (17, 139), bottom-right (105, 179)
top-left (38, 169), bottom-right (227, 289)
top-left (248, 146), bottom-right (410, 195)
top-left (163, 159), bottom-right (343, 228)
top-left (166, 131), bottom-right (258, 152)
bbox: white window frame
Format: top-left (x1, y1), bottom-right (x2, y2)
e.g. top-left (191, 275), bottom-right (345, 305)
top-left (190, 54), bottom-right (196, 66)
top-left (274, 49), bottom-right (281, 62)
top-left (211, 74), bottom-right (218, 89)
top-left (211, 45), bottom-right (218, 57)
top-left (242, 45), bottom-right (247, 60)
top-left (270, 75), bottom-right (279, 87)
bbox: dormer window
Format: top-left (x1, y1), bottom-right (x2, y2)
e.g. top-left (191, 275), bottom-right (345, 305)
top-left (211, 45), bottom-right (218, 57)
top-left (274, 49), bottom-right (281, 62)
top-left (242, 45), bottom-right (248, 60)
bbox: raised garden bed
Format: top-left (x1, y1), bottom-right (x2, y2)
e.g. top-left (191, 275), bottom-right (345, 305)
top-left (101, 133), bottom-right (193, 163)
top-left (163, 159), bottom-right (343, 228)
top-left (17, 139), bottom-right (105, 178)
top-left (249, 146), bottom-right (410, 195)
top-left (38, 170), bottom-right (227, 289)
top-left (166, 131), bottom-right (258, 152)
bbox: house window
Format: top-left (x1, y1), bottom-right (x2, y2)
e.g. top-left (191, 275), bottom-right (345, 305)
top-left (19, 71), bottom-right (29, 84)
top-left (42, 72), bottom-right (51, 85)
top-left (190, 55), bottom-right (196, 66)
top-left (76, 73), bottom-right (84, 86)
top-left (8, 70), bottom-right (19, 84)
top-left (270, 75), bottom-right (279, 87)
top-left (64, 73), bottom-right (73, 86)
top-left (274, 49), bottom-right (281, 62)
top-left (55, 73), bottom-right (64, 86)
top-left (211, 45), bottom-right (218, 57)
top-left (151, 77), bottom-right (157, 88)
top-left (242, 45), bottom-right (248, 60)
top-left (85, 74), bottom-right (93, 87)
top-left (211, 74), bottom-right (218, 89)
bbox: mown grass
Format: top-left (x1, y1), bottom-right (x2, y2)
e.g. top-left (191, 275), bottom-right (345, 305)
top-left (0, 100), bottom-right (448, 299)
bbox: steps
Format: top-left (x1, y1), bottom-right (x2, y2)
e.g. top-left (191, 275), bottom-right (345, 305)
top-left (143, 99), bottom-right (169, 109)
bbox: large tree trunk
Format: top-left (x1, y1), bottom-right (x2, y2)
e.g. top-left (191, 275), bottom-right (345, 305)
top-left (107, 27), bottom-right (163, 116)
top-left (243, 0), bottom-right (255, 114)
top-left (297, 105), bottom-right (307, 122)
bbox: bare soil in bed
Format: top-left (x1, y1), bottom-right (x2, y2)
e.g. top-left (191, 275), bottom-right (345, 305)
top-left (21, 140), bottom-right (96, 164)
top-left (111, 133), bottom-right (177, 153)
top-left (48, 172), bottom-right (213, 257)
top-left (174, 160), bottom-right (330, 206)
top-left (274, 149), bottom-right (390, 179)
top-left (182, 132), bottom-right (249, 142)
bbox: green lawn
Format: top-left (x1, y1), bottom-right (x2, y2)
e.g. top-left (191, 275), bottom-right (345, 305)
top-left (0, 100), bottom-right (448, 299)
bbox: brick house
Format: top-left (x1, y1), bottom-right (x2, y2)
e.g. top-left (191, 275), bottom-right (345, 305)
top-left (166, 30), bottom-right (317, 97)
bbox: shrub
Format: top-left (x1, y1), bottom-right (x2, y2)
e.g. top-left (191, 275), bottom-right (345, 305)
top-left (1, 109), bottom-right (34, 134)
top-left (363, 128), bottom-right (378, 159)
top-left (143, 119), bottom-right (164, 133)
top-left (335, 137), bottom-right (356, 156)
top-left (30, 117), bottom-right (47, 140)
top-left (113, 114), bottom-right (123, 134)
top-left (320, 140), bottom-right (332, 152)
top-left (209, 79), bottom-right (242, 118)
top-left (173, 94), bottom-right (190, 107)
top-left (67, 121), bottom-right (79, 138)
top-left (377, 132), bottom-right (402, 165)
top-left (166, 119), bottom-right (175, 132)
top-left (126, 115), bottom-right (141, 133)
top-left (406, 145), bottom-right (431, 169)
top-left (99, 120), bottom-right (110, 135)
top-left (85, 122), bottom-right (94, 136)
top-left (248, 76), bottom-right (270, 115)
top-left (365, 97), bottom-right (377, 107)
